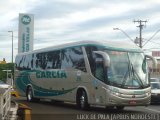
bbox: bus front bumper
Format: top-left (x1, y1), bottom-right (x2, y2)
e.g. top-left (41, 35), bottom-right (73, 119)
top-left (107, 93), bottom-right (151, 106)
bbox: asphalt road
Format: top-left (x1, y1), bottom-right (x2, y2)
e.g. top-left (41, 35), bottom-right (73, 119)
top-left (14, 97), bottom-right (160, 120)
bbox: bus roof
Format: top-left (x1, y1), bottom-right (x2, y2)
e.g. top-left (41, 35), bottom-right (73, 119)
top-left (17, 40), bottom-right (143, 55)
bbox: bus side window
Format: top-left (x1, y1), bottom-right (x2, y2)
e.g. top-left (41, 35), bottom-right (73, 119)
top-left (94, 56), bottom-right (105, 81)
top-left (50, 50), bottom-right (61, 69)
top-left (61, 47), bottom-right (86, 72)
top-left (85, 46), bottom-right (98, 74)
top-left (18, 55), bottom-right (26, 70)
top-left (46, 52), bottom-right (53, 69)
top-left (15, 55), bottom-right (22, 70)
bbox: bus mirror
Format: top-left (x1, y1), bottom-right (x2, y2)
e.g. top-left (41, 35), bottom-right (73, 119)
top-left (145, 54), bottom-right (157, 69)
top-left (93, 51), bottom-right (110, 67)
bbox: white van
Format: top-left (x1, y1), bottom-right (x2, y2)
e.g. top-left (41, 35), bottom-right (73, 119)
top-left (151, 82), bottom-right (160, 103)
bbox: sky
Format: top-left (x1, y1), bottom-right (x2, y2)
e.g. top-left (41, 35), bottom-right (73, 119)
top-left (1, 0), bottom-right (160, 62)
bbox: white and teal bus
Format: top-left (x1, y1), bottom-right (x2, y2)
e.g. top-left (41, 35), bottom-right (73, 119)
top-left (14, 40), bottom-right (156, 110)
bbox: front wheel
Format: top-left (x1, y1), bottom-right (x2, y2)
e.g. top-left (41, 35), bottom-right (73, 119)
top-left (105, 106), bottom-right (114, 110)
top-left (116, 106), bottom-right (125, 110)
top-left (77, 90), bottom-right (89, 110)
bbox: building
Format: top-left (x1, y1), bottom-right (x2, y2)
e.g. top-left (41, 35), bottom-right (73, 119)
top-left (147, 51), bottom-right (160, 78)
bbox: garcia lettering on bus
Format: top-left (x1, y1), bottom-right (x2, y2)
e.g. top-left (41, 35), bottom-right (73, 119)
top-left (36, 70), bottom-right (67, 79)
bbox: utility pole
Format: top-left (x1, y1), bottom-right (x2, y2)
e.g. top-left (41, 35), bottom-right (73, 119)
top-left (134, 20), bottom-right (147, 48)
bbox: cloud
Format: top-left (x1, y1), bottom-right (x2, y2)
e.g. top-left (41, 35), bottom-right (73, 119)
top-left (32, 0), bottom-right (160, 40)
top-left (1, 0), bottom-right (160, 61)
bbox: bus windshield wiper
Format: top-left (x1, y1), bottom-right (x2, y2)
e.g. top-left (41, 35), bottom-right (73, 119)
top-left (122, 62), bottom-right (143, 88)
top-left (108, 81), bottom-right (122, 87)
top-left (126, 63), bottom-right (143, 88)
top-left (121, 62), bottom-right (130, 87)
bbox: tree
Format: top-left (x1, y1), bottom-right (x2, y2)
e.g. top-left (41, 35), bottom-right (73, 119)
top-left (0, 63), bottom-right (14, 82)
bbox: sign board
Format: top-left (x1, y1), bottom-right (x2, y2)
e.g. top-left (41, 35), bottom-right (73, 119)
top-left (18, 13), bottom-right (34, 53)
top-left (152, 51), bottom-right (160, 57)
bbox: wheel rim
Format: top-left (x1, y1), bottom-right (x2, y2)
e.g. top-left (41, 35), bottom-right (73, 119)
top-left (28, 89), bottom-right (32, 101)
top-left (80, 93), bottom-right (85, 108)
top-left (116, 106), bottom-right (124, 110)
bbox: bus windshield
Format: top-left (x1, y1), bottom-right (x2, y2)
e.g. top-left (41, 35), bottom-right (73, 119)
top-left (103, 50), bottom-right (148, 88)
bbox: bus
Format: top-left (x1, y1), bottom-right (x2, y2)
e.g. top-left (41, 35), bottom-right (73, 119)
top-left (14, 40), bottom-right (156, 110)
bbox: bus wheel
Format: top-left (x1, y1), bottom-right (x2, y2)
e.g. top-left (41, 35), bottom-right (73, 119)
top-left (77, 90), bottom-right (89, 110)
top-left (105, 106), bottom-right (114, 110)
top-left (116, 106), bottom-right (124, 110)
top-left (27, 87), bottom-right (36, 102)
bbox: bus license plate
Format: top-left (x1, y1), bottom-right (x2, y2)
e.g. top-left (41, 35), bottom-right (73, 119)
top-left (129, 100), bottom-right (136, 105)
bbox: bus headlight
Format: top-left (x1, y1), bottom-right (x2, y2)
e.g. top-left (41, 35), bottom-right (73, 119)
top-left (111, 91), bottom-right (120, 96)
top-left (145, 92), bottom-right (150, 96)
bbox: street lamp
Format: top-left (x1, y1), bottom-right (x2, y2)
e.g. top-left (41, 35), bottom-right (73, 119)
top-left (8, 31), bottom-right (13, 63)
top-left (113, 28), bottom-right (134, 43)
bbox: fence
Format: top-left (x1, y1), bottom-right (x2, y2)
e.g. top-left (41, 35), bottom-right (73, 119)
top-left (0, 87), bottom-right (11, 120)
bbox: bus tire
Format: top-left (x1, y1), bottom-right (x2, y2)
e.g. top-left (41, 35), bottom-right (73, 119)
top-left (77, 90), bottom-right (89, 110)
top-left (105, 106), bottom-right (114, 110)
top-left (116, 106), bottom-right (124, 110)
top-left (26, 86), bottom-right (39, 102)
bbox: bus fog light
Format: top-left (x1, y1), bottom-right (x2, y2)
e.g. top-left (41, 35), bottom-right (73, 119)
top-left (109, 98), bottom-right (114, 102)
top-left (111, 91), bottom-right (120, 96)
top-left (146, 92), bottom-right (150, 96)
top-left (115, 93), bottom-right (119, 96)
top-left (109, 98), bottom-right (112, 102)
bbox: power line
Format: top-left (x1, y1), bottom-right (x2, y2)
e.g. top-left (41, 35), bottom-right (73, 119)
top-left (142, 29), bottom-right (160, 47)
top-left (146, 40), bottom-right (160, 46)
